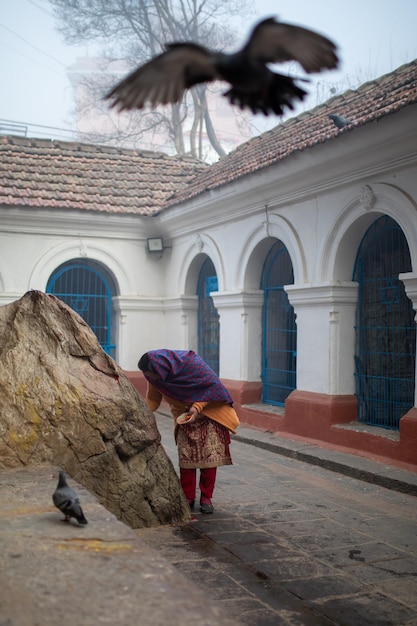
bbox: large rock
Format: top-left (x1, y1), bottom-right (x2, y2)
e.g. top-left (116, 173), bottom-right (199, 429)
top-left (0, 291), bottom-right (190, 528)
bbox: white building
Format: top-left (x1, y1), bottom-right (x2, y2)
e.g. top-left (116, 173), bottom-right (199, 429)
top-left (1, 60), bottom-right (417, 467)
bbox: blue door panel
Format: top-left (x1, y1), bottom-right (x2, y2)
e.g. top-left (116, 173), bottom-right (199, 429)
top-left (197, 258), bottom-right (219, 375)
top-left (46, 262), bottom-right (116, 357)
top-left (353, 216), bottom-right (415, 429)
top-left (261, 241), bottom-right (296, 406)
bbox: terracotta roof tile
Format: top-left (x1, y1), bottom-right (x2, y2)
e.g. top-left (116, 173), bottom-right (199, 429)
top-left (165, 60), bottom-right (417, 208)
top-left (0, 138), bottom-right (207, 215)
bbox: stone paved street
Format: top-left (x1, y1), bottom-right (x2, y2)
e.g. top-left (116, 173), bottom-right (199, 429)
top-left (139, 414), bottom-right (417, 625)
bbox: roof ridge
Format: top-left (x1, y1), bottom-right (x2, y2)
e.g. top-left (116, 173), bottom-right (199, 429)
top-left (268, 58), bottom-right (417, 132)
top-left (0, 134), bottom-right (204, 165)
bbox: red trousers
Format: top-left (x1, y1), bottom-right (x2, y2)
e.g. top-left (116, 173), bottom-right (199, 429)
top-left (180, 467), bottom-right (217, 501)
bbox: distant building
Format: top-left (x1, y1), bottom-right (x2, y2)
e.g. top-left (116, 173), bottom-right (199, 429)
top-left (67, 57), bottom-right (252, 161)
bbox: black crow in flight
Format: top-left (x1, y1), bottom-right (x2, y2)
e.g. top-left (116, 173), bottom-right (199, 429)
top-left (105, 17), bottom-right (339, 116)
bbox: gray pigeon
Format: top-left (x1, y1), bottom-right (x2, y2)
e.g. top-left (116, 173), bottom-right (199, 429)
top-left (106, 17), bottom-right (339, 116)
top-left (52, 471), bottom-right (88, 525)
top-left (329, 113), bottom-right (352, 128)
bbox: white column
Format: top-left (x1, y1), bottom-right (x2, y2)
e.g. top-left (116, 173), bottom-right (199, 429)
top-left (163, 295), bottom-right (199, 352)
top-left (400, 272), bottom-right (417, 406)
top-left (112, 295), bottom-right (165, 369)
top-left (211, 290), bottom-right (264, 381)
top-left (285, 282), bottom-right (358, 395)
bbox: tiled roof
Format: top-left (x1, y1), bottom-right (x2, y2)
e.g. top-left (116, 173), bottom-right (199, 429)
top-left (1, 61), bottom-right (415, 217)
top-left (0, 137), bottom-right (207, 216)
top-left (165, 60), bottom-right (417, 208)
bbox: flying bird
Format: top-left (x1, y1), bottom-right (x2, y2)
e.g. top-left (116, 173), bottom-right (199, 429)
top-left (329, 113), bottom-right (352, 129)
top-left (52, 470), bottom-right (88, 525)
top-left (105, 17), bottom-right (339, 117)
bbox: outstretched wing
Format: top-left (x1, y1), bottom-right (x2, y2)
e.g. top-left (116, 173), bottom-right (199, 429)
top-left (245, 18), bottom-right (339, 74)
top-left (105, 43), bottom-right (218, 111)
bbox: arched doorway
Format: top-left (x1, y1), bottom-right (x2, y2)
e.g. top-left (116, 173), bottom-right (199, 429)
top-left (353, 215), bottom-right (415, 429)
top-left (46, 259), bottom-right (117, 356)
top-left (261, 240), bottom-right (296, 405)
top-left (197, 257), bottom-right (219, 374)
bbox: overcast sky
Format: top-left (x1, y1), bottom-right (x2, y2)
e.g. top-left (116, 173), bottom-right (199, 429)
top-left (1, 0), bottom-right (416, 141)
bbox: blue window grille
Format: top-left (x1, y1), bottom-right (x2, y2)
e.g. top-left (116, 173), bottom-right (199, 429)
top-left (353, 216), bottom-right (415, 429)
top-left (197, 258), bottom-right (219, 375)
top-left (46, 261), bottom-right (116, 357)
top-left (261, 241), bottom-right (297, 405)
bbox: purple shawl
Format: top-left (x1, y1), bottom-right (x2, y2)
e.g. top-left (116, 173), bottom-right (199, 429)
top-left (144, 349), bottom-right (233, 405)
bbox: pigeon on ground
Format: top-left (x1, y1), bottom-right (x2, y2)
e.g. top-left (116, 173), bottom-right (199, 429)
top-left (105, 17), bottom-right (339, 116)
top-left (329, 113), bottom-right (352, 129)
top-left (52, 471), bottom-right (88, 525)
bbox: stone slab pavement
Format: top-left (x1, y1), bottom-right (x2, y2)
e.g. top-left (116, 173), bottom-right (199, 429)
top-left (1, 413), bottom-right (417, 626)
top-left (138, 413), bottom-right (417, 626)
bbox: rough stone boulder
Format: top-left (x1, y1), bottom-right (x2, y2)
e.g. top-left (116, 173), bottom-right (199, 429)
top-left (0, 290), bottom-right (190, 528)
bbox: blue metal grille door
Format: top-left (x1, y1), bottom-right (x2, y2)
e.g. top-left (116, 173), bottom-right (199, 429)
top-left (46, 261), bottom-right (116, 356)
top-left (353, 216), bottom-right (415, 429)
top-left (197, 258), bottom-right (219, 375)
top-left (261, 241), bottom-right (296, 405)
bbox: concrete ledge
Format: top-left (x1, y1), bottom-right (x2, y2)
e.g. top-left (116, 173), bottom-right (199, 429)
top-left (0, 465), bottom-right (237, 626)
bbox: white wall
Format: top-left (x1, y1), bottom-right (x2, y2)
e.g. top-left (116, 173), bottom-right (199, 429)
top-left (0, 209), bottom-right (167, 369)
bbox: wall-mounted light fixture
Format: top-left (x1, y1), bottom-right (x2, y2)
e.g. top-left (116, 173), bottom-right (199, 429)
top-left (147, 237), bottom-right (164, 253)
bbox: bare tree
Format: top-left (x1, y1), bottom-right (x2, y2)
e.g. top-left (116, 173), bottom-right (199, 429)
top-left (49, 0), bottom-right (252, 160)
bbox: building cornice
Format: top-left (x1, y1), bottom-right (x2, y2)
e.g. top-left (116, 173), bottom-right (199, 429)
top-left (285, 282), bottom-right (359, 307)
top-left (0, 207), bottom-right (149, 240)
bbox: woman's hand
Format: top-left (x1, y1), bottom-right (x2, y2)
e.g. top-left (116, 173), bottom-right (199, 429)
top-left (185, 405), bottom-right (200, 424)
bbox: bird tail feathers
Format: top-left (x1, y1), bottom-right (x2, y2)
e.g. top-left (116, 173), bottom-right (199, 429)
top-left (224, 72), bottom-right (307, 116)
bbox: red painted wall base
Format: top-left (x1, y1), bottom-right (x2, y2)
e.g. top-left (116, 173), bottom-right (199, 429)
top-left (126, 372), bottom-right (417, 471)
top-left (284, 390), bottom-right (358, 433)
top-left (128, 371), bottom-right (147, 398)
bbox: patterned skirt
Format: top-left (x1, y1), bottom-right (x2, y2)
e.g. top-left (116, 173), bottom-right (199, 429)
top-left (176, 415), bottom-right (232, 469)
